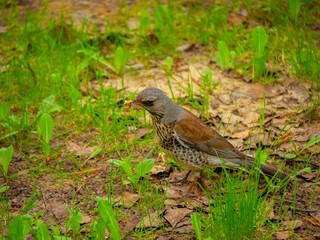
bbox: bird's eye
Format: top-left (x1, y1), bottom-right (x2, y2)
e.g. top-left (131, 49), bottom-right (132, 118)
top-left (142, 100), bottom-right (154, 106)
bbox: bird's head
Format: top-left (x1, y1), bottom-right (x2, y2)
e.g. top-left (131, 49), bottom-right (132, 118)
top-left (132, 88), bottom-right (181, 121)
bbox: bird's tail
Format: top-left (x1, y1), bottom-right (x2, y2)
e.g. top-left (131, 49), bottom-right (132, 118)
top-left (244, 155), bottom-right (287, 179)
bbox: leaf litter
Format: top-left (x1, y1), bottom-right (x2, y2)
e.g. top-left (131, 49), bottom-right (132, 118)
top-left (4, 1), bottom-right (320, 239)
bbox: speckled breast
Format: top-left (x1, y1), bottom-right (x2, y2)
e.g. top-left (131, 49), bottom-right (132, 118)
top-left (151, 116), bottom-right (207, 170)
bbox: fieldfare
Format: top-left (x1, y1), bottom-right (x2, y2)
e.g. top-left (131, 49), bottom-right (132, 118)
top-left (131, 88), bottom-right (287, 182)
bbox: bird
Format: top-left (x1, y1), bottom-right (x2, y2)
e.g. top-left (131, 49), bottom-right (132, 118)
top-left (131, 87), bottom-right (287, 184)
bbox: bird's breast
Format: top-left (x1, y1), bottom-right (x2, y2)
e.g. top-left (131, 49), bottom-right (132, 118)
top-left (151, 117), bottom-right (208, 170)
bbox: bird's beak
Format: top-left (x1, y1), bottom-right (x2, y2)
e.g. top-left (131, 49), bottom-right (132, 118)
top-left (125, 99), bottom-right (143, 110)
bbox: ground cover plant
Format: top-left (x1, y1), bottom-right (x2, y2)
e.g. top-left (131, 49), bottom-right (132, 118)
top-left (0, 0), bottom-right (320, 239)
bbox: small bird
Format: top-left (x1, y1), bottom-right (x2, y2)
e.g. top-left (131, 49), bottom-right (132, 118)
top-left (132, 88), bottom-right (287, 182)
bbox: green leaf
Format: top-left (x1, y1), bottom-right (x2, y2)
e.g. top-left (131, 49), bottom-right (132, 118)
top-left (305, 136), bottom-right (320, 148)
top-left (91, 218), bottom-right (107, 240)
top-left (284, 153), bottom-right (296, 159)
top-left (130, 159), bottom-right (154, 189)
top-left (139, 11), bottom-right (150, 36)
top-left (252, 26), bottom-right (268, 58)
top-left (255, 148), bottom-right (268, 163)
top-left (0, 145), bottom-right (13, 177)
top-left (136, 159), bottom-right (155, 178)
top-left (51, 225), bottom-right (60, 237)
top-left (288, 0), bottom-right (300, 23)
top-left (0, 185), bottom-right (9, 193)
top-left (108, 159), bottom-right (133, 178)
top-left (68, 209), bottom-right (83, 233)
top-left (36, 220), bottom-right (51, 240)
top-left (8, 215), bottom-right (32, 240)
top-left (0, 104), bottom-right (10, 120)
top-left (78, 49), bottom-right (115, 72)
top-left (114, 46), bottom-right (131, 74)
top-left (253, 55), bottom-right (267, 78)
top-left (87, 147), bottom-right (102, 160)
top-left (165, 57), bottom-right (173, 71)
top-left (38, 113), bottom-right (53, 143)
top-left (299, 167), bottom-right (312, 174)
top-left (38, 95), bottom-right (61, 115)
top-left (96, 197), bottom-right (121, 240)
top-left (42, 142), bottom-right (51, 158)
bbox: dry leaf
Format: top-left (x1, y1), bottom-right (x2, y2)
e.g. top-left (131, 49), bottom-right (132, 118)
top-left (114, 192), bottom-right (141, 208)
top-left (268, 209), bottom-right (276, 220)
top-left (137, 211), bottom-right (161, 228)
top-left (164, 208), bottom-right (192, 228)
top-left (242, 112), bottom-right (260, 127)
top-left (310, 211), bottom-right (320, 222)
top-left (218, 94), bottom-right (233, 105)
top-left (273, 231), bottom-right (289, 240)
top-left (173, 217), bottom-right (193, 233)
top-left (231, 130), bottom-right (251, 139)
top-left (66, 141), bottom-right (99, 158)
top-left (80, 215), bottom-right (92, 224)
top-left (304, 216), bottom-right (320, 228)
top-left (150, 164), bottom-right (171, 175)
top-left (125, 128), bottom-right (149, 142)
top-left (121, 212), bottom-right (141, 237)
top-left (282, 219), bottom-right (303, 230)
top-left (50, 201), bottom-right (67, 219)
top-left (166, 187), bottom-right (183, 199)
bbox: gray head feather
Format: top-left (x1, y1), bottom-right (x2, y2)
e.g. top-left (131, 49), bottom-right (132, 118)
top-left (135, 88), bottom-right (183, 123)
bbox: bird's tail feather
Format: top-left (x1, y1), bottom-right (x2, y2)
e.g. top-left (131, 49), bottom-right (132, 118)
top-left (243, 155), bottom-right (287, 179)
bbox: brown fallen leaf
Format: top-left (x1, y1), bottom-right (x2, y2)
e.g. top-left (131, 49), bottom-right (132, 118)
top-left (281, 219), bottom-right (303, 230)
top-left (125, 128), bottom-right (149, 142)
top-left (268, 209), bottom-right (276, 220)
top-left (304, 216), bottom-right (320, 228)
top-left (231, 130), bottom-right (251, 139)
top-left (310, 211), bottom-right (320, 222)
top-left (248, 83), bottom-right (286, 100)
top-left (137, 211), bottom-right (162, 228)
top-left (242, 111), bottom-right (260, 127)
top-left (273, 231), bottom-right (290, 240)
top-left (121, 212), bottom-right (141, 238)
top-left (80, 215), bottom-right (92, 224)
top-left (298, 172), bottom-right (318, 181)
top-left (50, 201), bottom-right (67, 220)
top-left (164, 207), bottom-right (192, 228)
top-left (166, 187), bottom-right (183, 200)
top-left (66, 141), bottom-right (99, 158)
top-left (150, 164), bottom-right (171, 176)
top-left (114, 192), bottom-right (141, 208)
top-left (173, 217), bottom-right (193, 233)
top-left (218, 94), bottom-right (233, 105)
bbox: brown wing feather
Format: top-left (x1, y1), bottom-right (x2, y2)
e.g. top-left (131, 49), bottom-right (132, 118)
top-left (173, 110), bottom-right (287, 179)
top-left (174, 110), bottom-right (245, 159)
top-left (172, 110), bottom-right (287, 178)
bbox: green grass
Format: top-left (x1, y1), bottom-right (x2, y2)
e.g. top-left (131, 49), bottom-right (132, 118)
top-left (0, 0), bottom-right (319, 239)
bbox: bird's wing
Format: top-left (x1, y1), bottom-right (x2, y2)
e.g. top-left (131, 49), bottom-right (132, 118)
top-left (173, 110), bottom-right (286, 178)
top-left (173, 110), bottom-right (247, 161)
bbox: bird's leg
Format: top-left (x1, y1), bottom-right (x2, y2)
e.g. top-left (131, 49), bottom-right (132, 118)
top-left (170, 170), bottom-right (192, 184)
top-left (197, 171), bottom-right (207, 190)
top-left (185, 171), bottom-right (207, 196)
top-left (181, 170), bottom-right (192, 183)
